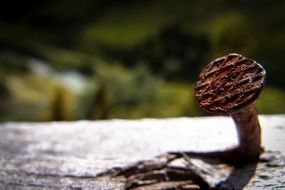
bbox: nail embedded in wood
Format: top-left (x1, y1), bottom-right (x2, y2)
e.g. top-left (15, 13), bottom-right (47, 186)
top-left (195, 53), bottom-right (266, 162)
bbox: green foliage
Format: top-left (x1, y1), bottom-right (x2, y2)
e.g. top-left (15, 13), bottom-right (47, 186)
top-left (256, 87), bottom-right (285, 114)
top-left (0, 52), bottom-right (30, 74)
top-left (82, 64), bottom-right (161, 119)
top-left (107, 83), bottom-right (205, 119)
top-left (0, 74), bottom-right (53, 121)
top-left (0, 0), bottom-right (285, 121)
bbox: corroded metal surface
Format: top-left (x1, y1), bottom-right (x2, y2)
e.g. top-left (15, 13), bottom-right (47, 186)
top-left (232, 104), bottom-right (262, 161)
top-left (195, 53), bottom-right (266, 114)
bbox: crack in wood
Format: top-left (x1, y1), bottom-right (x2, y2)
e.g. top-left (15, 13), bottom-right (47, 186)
top-left (98, 151), bottom-right (285, 190)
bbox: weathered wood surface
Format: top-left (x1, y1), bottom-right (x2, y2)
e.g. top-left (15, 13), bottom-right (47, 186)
top-left (0, 115), bottom-right (285, 189)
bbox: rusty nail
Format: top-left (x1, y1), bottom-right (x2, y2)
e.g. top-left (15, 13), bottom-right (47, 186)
top-left (195, 53), bottom-right (266, 161)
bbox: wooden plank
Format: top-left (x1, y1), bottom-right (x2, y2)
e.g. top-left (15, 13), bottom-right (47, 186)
top-left (0, 115), bottom-right (285, 189)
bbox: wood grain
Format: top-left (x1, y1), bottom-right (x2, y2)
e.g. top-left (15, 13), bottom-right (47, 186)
top-left (0, 116), bottom-right (284, 189)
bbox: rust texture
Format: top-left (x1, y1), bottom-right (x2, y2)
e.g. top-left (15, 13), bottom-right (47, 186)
top-left (195, 53), bottom-right (266, 114)
top-left (232, 104), bottom-right (262, 161)
top-left (195, 53), bottom-right (267, 162)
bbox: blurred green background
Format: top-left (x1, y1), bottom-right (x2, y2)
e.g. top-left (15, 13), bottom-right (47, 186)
top-left (0, 0), bottom-right (285, 121)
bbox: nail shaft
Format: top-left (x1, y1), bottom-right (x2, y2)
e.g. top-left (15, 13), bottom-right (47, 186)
top-left (231, 104), bottom-right (261, 161)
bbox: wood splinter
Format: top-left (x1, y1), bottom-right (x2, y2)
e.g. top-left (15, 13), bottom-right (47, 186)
top-left (195, 53), bottom-right (266, 162)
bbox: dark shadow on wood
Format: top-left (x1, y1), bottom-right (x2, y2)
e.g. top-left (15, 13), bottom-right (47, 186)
top-left (216, 162), bottom-right (257, 190)
top-left (171, 150), bottom-right (259, 189)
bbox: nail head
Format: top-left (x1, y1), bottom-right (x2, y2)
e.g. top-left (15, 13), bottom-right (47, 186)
top-left (195, 53), bottom-right (266, 114)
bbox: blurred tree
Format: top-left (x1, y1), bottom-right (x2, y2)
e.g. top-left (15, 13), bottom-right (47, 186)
top-left (0, 78), bottom-right (9, 98)
top-left (0, 78), bottom-right (10, 117)
top-left (48, 86), bottom-right (70, 121)
top-left (86, 83), bottom-right (111, 120)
